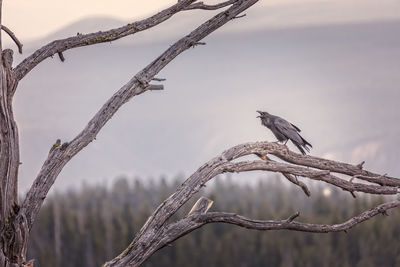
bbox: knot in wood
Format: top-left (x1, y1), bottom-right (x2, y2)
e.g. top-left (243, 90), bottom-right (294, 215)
top-left (2, 49), bottom-right (14, 69)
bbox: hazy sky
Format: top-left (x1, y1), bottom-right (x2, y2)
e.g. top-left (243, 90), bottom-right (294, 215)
top-left (3, 0), bottom-right (400, 41)
top-left (4, 0), bottom-right (400, 192)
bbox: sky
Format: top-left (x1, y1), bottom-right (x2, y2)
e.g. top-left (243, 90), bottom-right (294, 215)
top-left (2, 0), bottom-right (400, 193)
top-left (3, 0), bottom-right (400, 41)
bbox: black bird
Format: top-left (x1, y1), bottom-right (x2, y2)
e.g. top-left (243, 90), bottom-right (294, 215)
top-left (257, 111), bottom-right (312, 155)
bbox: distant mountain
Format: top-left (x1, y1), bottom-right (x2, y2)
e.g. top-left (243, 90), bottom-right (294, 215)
top-left (20, 11), bottom-right (217, 54)
top-left (20, 17), bottom-right (125, 52)
top-left (44, 16), bottom-right (126, 40)
top-left (14, 18), bottom-right (400, 192)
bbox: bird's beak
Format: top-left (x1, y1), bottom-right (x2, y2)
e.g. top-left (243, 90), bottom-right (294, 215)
top-left (256, 110), bottom-right (263, 118)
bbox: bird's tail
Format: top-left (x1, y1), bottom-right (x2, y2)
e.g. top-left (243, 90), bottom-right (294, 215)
top-left (294, 142), bottom-right (307, 155)
top-left (302, 137), bottom-right (312, 151)
top-left (294, 135), bottom-right (312, 155)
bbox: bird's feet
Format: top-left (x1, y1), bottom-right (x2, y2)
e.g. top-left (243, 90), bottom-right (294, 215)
top-left (255, 153), bottom-right (270, 161)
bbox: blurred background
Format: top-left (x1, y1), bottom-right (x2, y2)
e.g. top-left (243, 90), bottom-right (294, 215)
top-left (3, 0), bottom-right (400, 266)
top-left (28, 176), bottom-right (400, 267)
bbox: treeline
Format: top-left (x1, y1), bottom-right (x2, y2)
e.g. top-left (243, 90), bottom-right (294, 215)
top-left (27, 175), bottom-right (400, 267)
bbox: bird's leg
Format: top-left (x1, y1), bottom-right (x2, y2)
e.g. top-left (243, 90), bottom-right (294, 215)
top-left (283, 140), bottom-right (288, 145)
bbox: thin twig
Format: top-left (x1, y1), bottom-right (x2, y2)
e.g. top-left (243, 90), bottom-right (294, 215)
top-left (192, 42), bottom-right (206, 47)
top-left (57, 52), bottom-right (65, 62)
top-left (232, 14), bottom-right (246, 20)
top-left (1, 25), bottom-right (23, 54)
top-left (147, 84), bottom-right (164, 90)
top-left (286, 211), bottom-right (300, 222)
top-left (356, 161), bottom-right (365, 169)
top-left (152, 77), bottom-right (166, 82)
top-left (282, 173), bottom-right (311, 197)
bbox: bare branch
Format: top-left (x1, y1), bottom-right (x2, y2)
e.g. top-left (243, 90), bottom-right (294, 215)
top-left (147, 84), bottom-right (164, 91)
top-left (196, 201), bottom-right (400, 233)
top-left (1, 25), bottom-right (23, 54)
top-left (13, 0), bottom-right (198, 81)
top-left (281, 173), bottom-right (311, 196)
top-left (356, 160), bottom-right (365, 169)
top-left (152, 77), bottom-right (166, 82)
top-left (156, 200), bottom-right (400, 250)
top-left (104, 140), bottom-right (400, 267)
top-left (286, 211), bottom-right (300, 222)
top-left (192, 42), bottom-right (206, 47)
top-left (232, 13), bottom-right (247, 19)
top-left (185, 0), bottom-right (236, 10)
top-left (351, 173), bottom-right (388, 183)
top-left (57, 52), bottom-right (65, 62)
top-left (268, 145), bottom-right (400, 187)
top-left (223, 160), bottom-right (397, 195)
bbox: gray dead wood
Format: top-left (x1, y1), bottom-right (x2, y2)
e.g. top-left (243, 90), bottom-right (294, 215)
top-left (0, 0), bottom-right (399, 266)
top-left (103, 141), bottom-right (400, 267)
top-left (268, 146), bottom-right (400, 187)
top-left (153, 200), bottom-right (400, 251)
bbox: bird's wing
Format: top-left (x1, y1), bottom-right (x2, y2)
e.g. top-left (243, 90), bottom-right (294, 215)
top-left (290, 123), bottom-right (301, 132)
top-left (274, 117), bottom-right (303, 143)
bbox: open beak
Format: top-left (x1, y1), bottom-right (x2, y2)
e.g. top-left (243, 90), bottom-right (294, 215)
top-left (256, 110), bottom-right (263, 118)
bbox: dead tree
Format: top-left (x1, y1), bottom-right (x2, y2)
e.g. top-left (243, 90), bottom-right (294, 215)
top-left (0, 0), bottom-right (399, 266)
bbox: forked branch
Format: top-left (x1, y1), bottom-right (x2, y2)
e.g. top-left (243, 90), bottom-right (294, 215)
top-left (103, 141), bottom-right (400, 267)
top-left (155, 200), bottom-right (400, 250)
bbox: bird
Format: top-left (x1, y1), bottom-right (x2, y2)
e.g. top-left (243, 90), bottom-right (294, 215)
top-left (257, 111), bottom-right (312, 155)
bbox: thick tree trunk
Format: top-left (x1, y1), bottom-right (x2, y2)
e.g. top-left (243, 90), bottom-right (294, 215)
top-left (0, 49), bottom-right (28, 266)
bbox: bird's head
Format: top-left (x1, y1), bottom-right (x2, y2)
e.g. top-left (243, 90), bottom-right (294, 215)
top-left (256, 110), bottom-right (269, 118)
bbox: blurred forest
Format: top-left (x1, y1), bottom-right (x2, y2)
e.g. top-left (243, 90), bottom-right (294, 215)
top-left (27, 175), bottom-right (400, 267)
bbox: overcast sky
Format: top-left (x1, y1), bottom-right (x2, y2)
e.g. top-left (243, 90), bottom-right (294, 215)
top-left (4, 1), bottom-right (400, 192)
top-left (3, 0), bottom-right (400, 41)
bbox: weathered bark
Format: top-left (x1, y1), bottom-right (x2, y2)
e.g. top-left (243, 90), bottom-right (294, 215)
top-left (0, 0), bottom-right (399, 266)
top-left (103, 141), bottom-right (400, 267)
top-left (0, 47), bottom-right (29, 266)
top-left (154, 200), bottom-right (400, 250)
